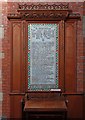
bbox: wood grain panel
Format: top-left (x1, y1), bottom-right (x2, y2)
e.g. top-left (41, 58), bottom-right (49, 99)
top-left (10, 95), bottom-right (23, 118)
top-left (12, 23), bottom-right (21, 92)
top-left (84, 95), bottom-right (85, 120)
top-left (59, 20), bottom-right (65, 92)
top-left (65, 21), bottom-right (77, 92)
top-left (66, 95), bottom-right (83, 119)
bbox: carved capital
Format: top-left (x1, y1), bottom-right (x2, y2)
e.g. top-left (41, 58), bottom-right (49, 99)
top-left (69, 13), bottom-right (81, 19)
top-left (7, 13), bottom-right (21, 19)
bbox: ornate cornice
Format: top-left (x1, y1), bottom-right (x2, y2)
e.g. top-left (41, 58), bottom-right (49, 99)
top-left (7, 3), bottom-right (80, 20)
top-left (7, 12), bottom-right (69, 20)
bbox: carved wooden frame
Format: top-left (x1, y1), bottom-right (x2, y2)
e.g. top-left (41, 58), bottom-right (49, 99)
top-left (7, 3), bottom-right (80, 92)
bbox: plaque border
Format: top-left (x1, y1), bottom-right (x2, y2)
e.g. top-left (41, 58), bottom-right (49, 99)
top-left (28, 23), bottom-right (59, 91)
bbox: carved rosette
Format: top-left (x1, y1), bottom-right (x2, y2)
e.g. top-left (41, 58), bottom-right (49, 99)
top-left (7, 3), bottom-right (80, 20)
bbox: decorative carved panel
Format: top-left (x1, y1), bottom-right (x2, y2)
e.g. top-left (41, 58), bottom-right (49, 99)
top-left (7, 3), bottom-right (80, 20)
top-left (18, 3), bottom-right (69, 10)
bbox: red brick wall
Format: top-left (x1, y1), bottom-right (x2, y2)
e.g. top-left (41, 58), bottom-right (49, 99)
top-left (0, 2), bottom-right (2, 117)
top-left (2, 2), bottom-right (84, 118)
top-left (83, 2), bottom-right (85, 120)
top-left (2, 2), bottom-right (10, 118)
top-left (83, 1), bottom-right (85, 92)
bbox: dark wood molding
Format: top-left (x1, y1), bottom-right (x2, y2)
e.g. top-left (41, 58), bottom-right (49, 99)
top-left (63, 92), bottom-right (84, 96)
top-left (9, 92), bottom-right (25, 95)
top-left (7, 3), bottom-right (80, 20)
top-left (9, 91), bottom-right (84, 96)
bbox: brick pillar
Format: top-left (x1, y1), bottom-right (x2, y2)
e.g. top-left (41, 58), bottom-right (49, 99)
top-left (83, 1), bottom-right (85, 120)
top-left (75, 2), bottom-right (83, 92)
top-left (83, 0), bottom-right (85, 91)
top-left (0, 2), bottom-right (3, 119)
top-left (2, 1), bottom-right (10, 119)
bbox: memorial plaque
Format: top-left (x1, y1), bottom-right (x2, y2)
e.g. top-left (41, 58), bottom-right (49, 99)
top-left (28, 24), bottom-right (59, 90)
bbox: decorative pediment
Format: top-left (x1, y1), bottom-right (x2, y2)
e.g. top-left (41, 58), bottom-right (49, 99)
top-left (7, 3), bottom-right (80, 20)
